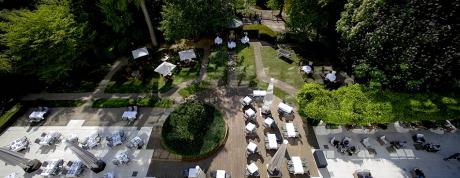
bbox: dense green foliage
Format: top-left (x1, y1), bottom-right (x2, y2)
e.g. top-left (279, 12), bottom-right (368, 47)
top-left (267, 0), bottom-right (284, 15)
top-left (162, 100), bottom-right (226, 156)
top-left (98, 0), bottom-right (133, 34)
top-left (285, 0), bottom-right (328, 40)
top-left (337, 0), bottom-right (460, 91)
top-left (297, 83), bottom-right (460, 125)
top-left (92, 97), bottom-right (173, 108)
top-left (0, 1), bottom-right (93, 84)
top-left (159, 0), bottom-right (232, 41)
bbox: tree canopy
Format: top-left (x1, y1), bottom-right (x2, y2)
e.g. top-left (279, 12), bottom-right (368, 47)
top-left (297, 83), bottom-right (460, 125)
top-left (159, 0), bottom-right (232, 41)
top-left (0, 1), bottom-right (92, 84)
top-left (337, 0), bottom-right (460, 91)
top-left (98, 0), bottom-right (134, 34)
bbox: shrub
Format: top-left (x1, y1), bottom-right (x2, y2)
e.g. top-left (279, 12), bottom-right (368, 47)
top-left (23, 100), bottom-right (84, 107)
top-left (297, 83), bottom-right (460, 125)
top-left (161, 100), bottom-right (226, 157)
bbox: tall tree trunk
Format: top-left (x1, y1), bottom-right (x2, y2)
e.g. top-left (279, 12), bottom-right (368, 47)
top-left (140, 0), bottom-right (158, 47)
top-left (277, 4), bottom-right (283, 17)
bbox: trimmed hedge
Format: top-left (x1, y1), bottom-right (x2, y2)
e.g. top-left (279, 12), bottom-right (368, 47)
top-left (243, 24), bottom-right (277, 42)
top-left (161, 100), bottom-right (226, 158)
top-left (297, 83), bottom-right (460, 125)
top-left (23, 100), bottom-right (84, 107)
top-left (92, 97), bottom-right (173, 108)
top-left (0, 104), bottom-right (23, 131)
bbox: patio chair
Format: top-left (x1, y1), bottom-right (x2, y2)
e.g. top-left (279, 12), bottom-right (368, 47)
top-left (253, 171), bottom-right (260, 177)
top-left (66, 161), bottom-right (73, 167)
top-left (361, 137), bottom-right (371, 148)
top-left (377, 135), bottom-right (388, 145)
top-left (133, 106), bottom-right (138, 112)
top-left (245, 169), bottom-right (251, 177)
top-left (288, 166), bottom-right (295, 173)
top-left (42, 161), bottom-right (49, 167)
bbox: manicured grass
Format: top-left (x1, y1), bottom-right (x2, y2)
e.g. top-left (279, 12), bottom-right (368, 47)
top-left (243, 24), bottom-right (277, 38)
top-left (0, 104), bottom-right (22, 129)
top-left (236, 44), bottom-right (257, 86)
top-left (260, 46), bottom-right (304, 89)
top-left (23, 100), bottom-right (85, 107)
top-left (162, 101), bottom-right (226, 158)
top-left (178, 82), bottom-right (209, 98)
top-left (47, 64), bottom-right (111, 92)
top-left (205, 46), bottom-right (228, 86)
top-left (92, 97), bottom-right (173, 108)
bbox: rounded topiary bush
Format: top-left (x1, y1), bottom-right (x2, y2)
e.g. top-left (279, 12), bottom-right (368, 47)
top-left (161, 100), bottom-right (226, 157)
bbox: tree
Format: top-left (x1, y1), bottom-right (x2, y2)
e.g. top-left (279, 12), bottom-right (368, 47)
top-left (136, 0), bottom-right (158, 46)
top-left (159, 0), bottom-right (232, 41)
top-left (98, 0), bottom-right (134, 34)
top-left (0, 2), bottom-right (92, 84)
top-left (285, 0), bottom-right (328, 40)
top-left (337, 0), bottom-right (460, 91)
top-left (267, 0), bottom-right (284, 17)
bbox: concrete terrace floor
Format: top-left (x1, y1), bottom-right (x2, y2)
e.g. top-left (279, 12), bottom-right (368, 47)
top-left (147, 87), bottom-right (320, 178)
top-left (314, 125), bottom-right (460, 178)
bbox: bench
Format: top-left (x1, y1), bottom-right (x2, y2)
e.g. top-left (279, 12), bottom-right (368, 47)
top-left (277, 48), bottom-right (292, 59)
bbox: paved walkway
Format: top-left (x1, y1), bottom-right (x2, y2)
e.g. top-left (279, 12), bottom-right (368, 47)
top-left (251, 41), bottom-right (298, 95)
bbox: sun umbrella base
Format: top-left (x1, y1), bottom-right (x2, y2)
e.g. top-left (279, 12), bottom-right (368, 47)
top-left (23, 159), bottom-right (42, 173)
top-left (90, 160), bottom-right (106, 173)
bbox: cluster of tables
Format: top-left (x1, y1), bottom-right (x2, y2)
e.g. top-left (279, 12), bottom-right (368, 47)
top-left (8, 136), bottom-right (29, 152)
top-left (126, 136), bottom-right (144, 149)
top-left (106, 130), bottom-right (125, 148)
top-left (39, 131), bottom-right (61, 146)
top-left (113, 152), bottom-right (130, 166)
top-left (40, 159), bottom-right (64, 176)
top-left (81, 133), bottom-right (101, 149)
top-left (66, 161), bottom-right (84, 177)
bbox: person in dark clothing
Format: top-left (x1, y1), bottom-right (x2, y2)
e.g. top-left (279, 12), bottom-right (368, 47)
top-left (443, 153), bottom-right (460, 161)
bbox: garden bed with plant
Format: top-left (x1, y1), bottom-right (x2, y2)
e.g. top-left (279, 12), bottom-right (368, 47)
top-left (161, 100), bottom-right (227, 159)
top-left (92, 97), bottom-right (173, 108)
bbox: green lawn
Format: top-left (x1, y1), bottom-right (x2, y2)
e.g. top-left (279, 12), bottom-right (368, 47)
top-left (205, 46), bottom-right (228, 86)
top-left (260, 46), bottom-right (305, 89)
top-left (0, 104), bottom-right (22, 129)
top-left (256, 82), bottom-right (297, 105)
top-left (178, 81), bottom-right (209, 98)
top-left (236, 44), bottom-right (257, 86)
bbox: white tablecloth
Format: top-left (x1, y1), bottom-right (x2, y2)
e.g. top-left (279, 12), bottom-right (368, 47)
top-left (216, 170), bottom-right (226, 178)
top-left (292, 156), bottom-right (304, 174)
top-left (188, 168), bottom-right (197, 177)
top-left (302, 66), bottom-right (312, 73)
top-left (122, 111), bottom-right (137, 120)
top-left (29, 111), bottom-right (46, 120)
top-left (264, 117), bottom-right (274, 127)
top-left (242, 96), bottom-right (252, 105)
top-left (285, 123), bottom-right (296, 137)
top-left (246, 123), bottom-right (256, 132)
top-left (253, 90), bottom-right (267, 97)
top-left (247, 163), bottom-right (258, 174)
top-left (326, 73), bottom-right (336, 81)
top-left (278, 103), bottom-right (293, 113)
top-left (241, 36), bottom-right (249, 44)
top-left (104, 172), bottom-right (114, 178)
top-left (245, 108), bottom-right (255, 117)
top-left (214, 37), bottom-right (223, 45)
top-left (247, 142), bottom-right (257, 152)
top-left (267, 134), bottom-right (277, 149)
top-left (227, 42), bottom-right (236, 49)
